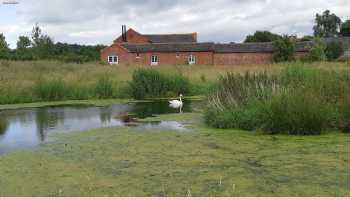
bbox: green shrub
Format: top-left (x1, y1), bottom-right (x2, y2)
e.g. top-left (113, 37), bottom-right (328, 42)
top-left (273, 36), bottom-right (295, 62)
top-left (325, 41), bottom-right (344, 61)
top-left (95, 75), bottom-right (114, 99)
top-left (258, 91), bottom-right (331, 135)
top-left (129, 68), bottom-right (189, 99)
top-left (33, 79), bottom-right (66, 101)
top-left (205, 65), bottom-right (349, 135)
top-left (303, 38), bottom-right (326, 62)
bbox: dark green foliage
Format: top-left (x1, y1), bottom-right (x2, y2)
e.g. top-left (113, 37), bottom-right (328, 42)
top-left (258, 91), bottom-right (330, 135)
top-left (0, 33), bottom-right (10, 59)
top-left (129, 69), bottom-right (190, 99)
top-left (300, 35), bottom-right (314, 41)
top-left (273, 36), bottom-right (295, 62)
top-left (205, 102), bottom-right (261, 130)
top-left (206, 65), bottom-right (350, 135)
top-left (8, 24), bottom-right (105, 62)
top-left (16, 36), bottom-right (31, 49)
top-left (53, 42), bottom-right (105, 63)
top-left (95, 75), bottom-right (114, 99)
top-left (340, 20), bottom-right (350, 37)
top-left (244, 31), bottom-right (282, 43)
top-left (302, 38), bottom-right (326, 62)
top-left (33, 79), bottom-right (66, 101)
top-left (313, 10), bottom-right (341, 38)
top-left (325, 41), bottom-right (344, 61)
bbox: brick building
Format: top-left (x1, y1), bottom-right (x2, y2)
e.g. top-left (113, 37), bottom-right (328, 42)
top-left (101, 26), bottom-right (311, 65)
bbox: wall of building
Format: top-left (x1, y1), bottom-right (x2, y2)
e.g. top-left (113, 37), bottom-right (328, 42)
top-left (131, 52), bottom-right (213, 65)
top-left (101, 44), bottom-right (310, 66)
top-left (213, 53), bottom-right (273, 65)
top-left (100, 44), bottom-right (132, 64)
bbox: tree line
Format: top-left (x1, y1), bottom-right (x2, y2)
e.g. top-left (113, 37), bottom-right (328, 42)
top-left (244, 10), bottom-right (349, 63)
top-left (245, 10), bottom-right (350, 43)
top-left (0, 24), bottom-right (106, 63)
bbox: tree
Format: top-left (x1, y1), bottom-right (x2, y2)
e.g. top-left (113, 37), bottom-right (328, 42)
top-left (0, 33), bottom-right (10, 59)
top-left (30, 24), bottom-right (55, 59)
top-left (340, 20), bottom-right (350, 37)
top-left (245, 31), bottom-right (282, 43)
top-left (313, 10), bottom-right (341, 38)
top-left (16, 36), bottom-right (34, 60)
top-left (16, 36), bottom-right (31, 49)
top-left (31, 23), bottom-right (42, 47)
top-left (273, 35), bottom-right (295, 62)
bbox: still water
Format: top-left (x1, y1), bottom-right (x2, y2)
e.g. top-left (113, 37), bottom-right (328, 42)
top-left (0, 100), bottom-right (197, 154)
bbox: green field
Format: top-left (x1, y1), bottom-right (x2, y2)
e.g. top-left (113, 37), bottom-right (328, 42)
top-left (1, 109), bottom-right (350, 196)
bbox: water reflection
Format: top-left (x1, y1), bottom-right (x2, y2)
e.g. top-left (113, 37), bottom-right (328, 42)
top-left (35, 108), bottom-right (64, 142)
top-left (0, 117), bottom-right (8, 139)
top-left (0, 100), bottom-right (196, 154)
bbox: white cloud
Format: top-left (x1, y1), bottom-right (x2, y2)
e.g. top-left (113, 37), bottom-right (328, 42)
top-left (2, 0), bottom-right (350, 48)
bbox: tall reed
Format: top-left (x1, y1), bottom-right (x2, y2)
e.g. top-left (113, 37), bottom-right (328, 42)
top-left (205, 65), bottom-right (350, 135)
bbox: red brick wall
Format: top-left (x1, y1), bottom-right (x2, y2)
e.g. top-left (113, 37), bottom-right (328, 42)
top-left (100, 44), bottom-right (132, 64)
top-left (214, 53), bottom-right (273, 65)
top-left (128, 52), bottom-right (213, 65)
top-left (101, 44), bottom-right (309, 65)
top-left (114, 29), bottom-right (149, 44)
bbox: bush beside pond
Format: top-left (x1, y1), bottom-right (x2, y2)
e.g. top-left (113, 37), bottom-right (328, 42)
top-left (205, 65), bottom-right (350, 135)
top-left (129, 68), bottom-right (190, 99)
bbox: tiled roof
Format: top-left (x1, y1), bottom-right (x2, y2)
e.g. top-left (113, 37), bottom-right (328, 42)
top-left (122, 42), bottom-right (214, 53)
top-left (122, 41), bottom-right (313, 53)
top-left (323, 37), bottom-right (350, 50)
top-left (214, 42), bottom-right (312, 53)
top-left (143, 34), bottom-right (197, 43)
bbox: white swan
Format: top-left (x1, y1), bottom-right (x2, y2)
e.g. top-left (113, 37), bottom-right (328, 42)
top-left (169, 94), bottom-right (183, 112)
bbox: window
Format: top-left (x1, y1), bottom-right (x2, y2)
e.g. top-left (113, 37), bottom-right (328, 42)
top-left (136, 53), bottom-right (140, 58)
top-left (108, 55), bottom-right (118, 64)
top-left (188, 54), bottom-right (196, 65)
top-left (176, 53), bottom-right (180, 58)
top-left (151, 55), bottom-right (158, 65)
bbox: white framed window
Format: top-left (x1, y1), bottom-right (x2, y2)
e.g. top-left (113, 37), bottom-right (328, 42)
top-left (108, 55), bottom-right (118, 64)
top-left (176, 52), bottom-right (180, 58)
top-left (188, 54), bottom-right (196, 65)
top-left (151, 55), bottom-right (158, 65)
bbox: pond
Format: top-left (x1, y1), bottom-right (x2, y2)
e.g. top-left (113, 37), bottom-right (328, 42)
top-left (0, 100), bottom-right (200, 154)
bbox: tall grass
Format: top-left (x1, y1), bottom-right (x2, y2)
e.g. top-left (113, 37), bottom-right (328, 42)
top-left (129, 68), bottom-right (190, 99)
top-left (205, 64), bottom-right (350, 135)
top-left (34, 79), bottom-right (66, 101)
top-left (94, 75), bottom-right (114, 99)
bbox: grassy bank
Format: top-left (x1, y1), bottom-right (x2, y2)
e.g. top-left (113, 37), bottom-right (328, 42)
top-left (205, 64), bottom-right (350, 135)
top-left (1, 60), bottom-right (350, 105)
top-left (1, 112), bottom-right (350, 196)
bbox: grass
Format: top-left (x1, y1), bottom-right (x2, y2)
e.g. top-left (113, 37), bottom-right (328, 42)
top-left (1, 111), bottom-right (350, 196)
top-left (205, 64), bottom-right (350, 134)
top-left (1, 60), bottom-right (350, 104)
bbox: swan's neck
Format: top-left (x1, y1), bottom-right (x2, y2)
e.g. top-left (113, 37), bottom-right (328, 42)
top-left (179, 96), bottom-right (182, 102)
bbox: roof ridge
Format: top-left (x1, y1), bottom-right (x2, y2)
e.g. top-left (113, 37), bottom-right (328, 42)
top-left (143, 33), bottom-right (196, 36)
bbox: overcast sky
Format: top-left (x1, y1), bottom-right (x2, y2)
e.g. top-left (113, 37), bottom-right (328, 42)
top-left (0, 0), bottom-right (349, 48)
